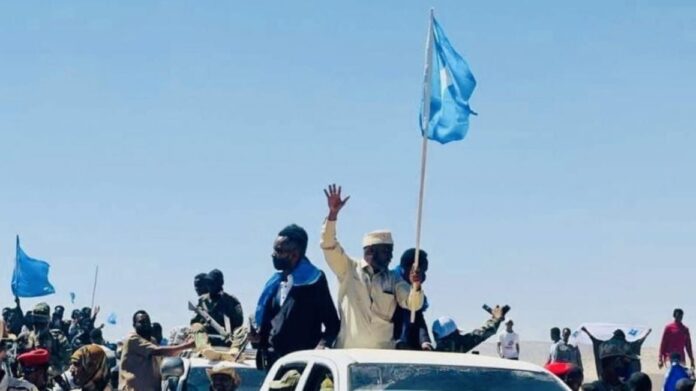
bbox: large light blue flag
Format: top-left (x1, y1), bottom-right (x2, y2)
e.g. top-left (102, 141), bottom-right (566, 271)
top-left (12, 236), bottom-right (56, 298)
top-left (420, 17), bottom-right (477, 144)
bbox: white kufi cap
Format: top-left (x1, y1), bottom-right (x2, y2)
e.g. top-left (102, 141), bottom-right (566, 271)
top-left (362, 230), bottom-right (393, 247)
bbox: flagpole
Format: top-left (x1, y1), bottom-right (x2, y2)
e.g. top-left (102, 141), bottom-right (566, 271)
top-left (411, 8), bottom-right (435, 323)
top-left (90, 265), bottom-right (99, 310)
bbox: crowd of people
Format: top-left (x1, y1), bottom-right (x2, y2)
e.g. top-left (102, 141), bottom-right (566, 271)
top-left (1, 184), bottom-right (695, 391)
top-left (540, 309), bottom-right (696, 391)
top-left (0, 297), bottom-right (123, 391)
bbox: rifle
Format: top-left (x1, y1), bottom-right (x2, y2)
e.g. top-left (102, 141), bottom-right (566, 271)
top-left (231, 326), bottom-right (249, 362)
top-left (187, 301), bottom-right (231, 341)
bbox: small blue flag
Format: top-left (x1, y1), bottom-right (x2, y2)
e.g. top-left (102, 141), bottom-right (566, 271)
top-left (12, 236), bottom-right (56, 298)
top-left (107, 312), bottom-right (117, 325)
top-left (69, 292), bottom-right (76, 304)
top-left (420, 17), bottom-right (477, 144)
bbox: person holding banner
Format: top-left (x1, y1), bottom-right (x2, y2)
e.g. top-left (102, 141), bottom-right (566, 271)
top-left (321, 184), bottom-right (424, 349)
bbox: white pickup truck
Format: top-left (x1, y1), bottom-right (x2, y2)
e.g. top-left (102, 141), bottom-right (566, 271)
top-left (260, 349), bottom-right (571, 391)
top-left (161, 349), bottom-right (266, 391)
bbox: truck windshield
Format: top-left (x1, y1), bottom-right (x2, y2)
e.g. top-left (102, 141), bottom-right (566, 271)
top-left (349, 364), bottom-right (566, 391)
top-left (187, 366), bottom-right (266, 391)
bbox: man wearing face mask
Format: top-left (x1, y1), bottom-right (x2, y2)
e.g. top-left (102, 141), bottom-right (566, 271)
top-left (118, 311), bottom-right (194, 391)
top-left (194, 273), bottom-right (209, 297)
top-left (194, 270), bottom-right (243, 338)
top-left (252, 224), bottom-right (339, 370)
top-left (320, 184), bottom-right (424, 349)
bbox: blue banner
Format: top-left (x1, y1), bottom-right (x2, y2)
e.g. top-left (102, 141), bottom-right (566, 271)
top-left (12, 236), bottom-right (56, 298)
top-left (421, 17), bottom-right (477, 144)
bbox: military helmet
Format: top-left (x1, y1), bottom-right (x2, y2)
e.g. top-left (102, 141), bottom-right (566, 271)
top-left (32, 303), bottom-right (51, 322)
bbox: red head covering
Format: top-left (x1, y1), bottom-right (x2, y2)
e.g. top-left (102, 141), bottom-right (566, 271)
top-left (18, 349), bottom-right (50, 367)
top-left (544, 362), bottom-right (573, 377)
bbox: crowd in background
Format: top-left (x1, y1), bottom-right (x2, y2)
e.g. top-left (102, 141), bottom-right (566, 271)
top-left (2, 185), bottom-right (696, 391)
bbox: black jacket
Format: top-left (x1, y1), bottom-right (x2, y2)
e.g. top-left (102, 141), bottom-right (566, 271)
top-left (393, 308), bottom-right (431, 350)
top-left (260, 271), bottom-right (340, 359)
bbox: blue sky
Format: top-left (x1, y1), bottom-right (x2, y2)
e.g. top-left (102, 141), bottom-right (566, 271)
top-left (1, 1), bottom-right (695, 345)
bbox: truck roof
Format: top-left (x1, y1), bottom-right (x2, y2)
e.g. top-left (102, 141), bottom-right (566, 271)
top-left (279, 349), bottom-right (547, 373)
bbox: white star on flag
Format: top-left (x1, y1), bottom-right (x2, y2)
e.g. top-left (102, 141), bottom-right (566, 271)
top-left (439, 67), bottom-right (452, 95)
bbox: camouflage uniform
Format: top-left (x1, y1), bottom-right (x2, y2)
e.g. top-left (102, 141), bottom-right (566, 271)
top-left (22, 304), bottom-right (70, 376)
top-left (435, 317), bottom-right (502, 353)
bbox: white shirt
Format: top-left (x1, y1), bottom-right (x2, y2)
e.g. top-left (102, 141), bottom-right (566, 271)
top-left (279, 275), bottom-right (294, 306)
top-left (0, 373), bottom-right (38, 391)
top-left (321, 220), bottom-right (424, 349)
top-left (499, 331), bottom-right (520, 359)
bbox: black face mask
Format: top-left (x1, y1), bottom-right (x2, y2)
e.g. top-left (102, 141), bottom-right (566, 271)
top-left (273, 256), bottom-right (292, 271)
top-left (136, 324), bottom-right (153, 340)
top-left (615, 359), bottom-right (630, 380)
top-left (208, 282), bottom-right (223, 296)
top-left (371, 254), bottom-right (391, 271)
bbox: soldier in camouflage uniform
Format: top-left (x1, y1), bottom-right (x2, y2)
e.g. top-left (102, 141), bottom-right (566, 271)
top-left (21, 304), bottom-right (70, 377)
top-left (432, 305), bottom-right (506, 353)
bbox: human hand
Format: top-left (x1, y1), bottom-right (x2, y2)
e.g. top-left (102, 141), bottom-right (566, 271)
top-left (491, 305), bottom-right (505, 321)
top-left (421, 342), bottom-right (433, 351)
top-left (409, 268), bottom-right (422, 290)
top-left (658, 359), bottom-right (664, 369)
top-left (324, 184), bottom-right (349, 221)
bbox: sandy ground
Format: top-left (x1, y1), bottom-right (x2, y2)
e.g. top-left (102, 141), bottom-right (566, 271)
top-left (473, 341), bottom-right (665, 387)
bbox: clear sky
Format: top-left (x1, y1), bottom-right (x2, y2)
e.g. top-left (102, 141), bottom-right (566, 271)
top-left (1, 1), bottom-right (695, 345)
